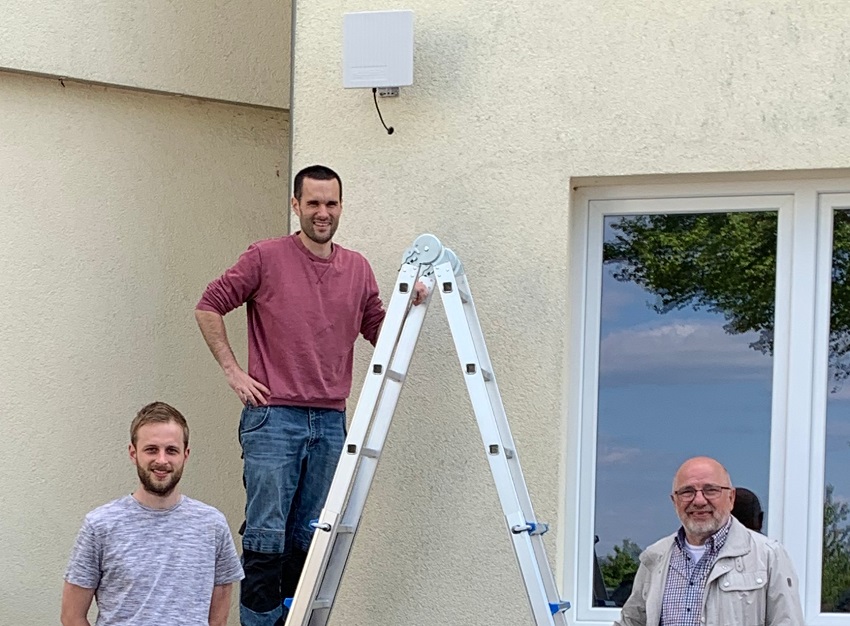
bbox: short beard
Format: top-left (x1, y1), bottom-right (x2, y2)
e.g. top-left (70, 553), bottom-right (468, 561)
top-left (300, 216), bottom-right (337, 245)
top-left (137, 464), bottom-right (183, 497)
top-left (681, 508), bottom-right (726, 541)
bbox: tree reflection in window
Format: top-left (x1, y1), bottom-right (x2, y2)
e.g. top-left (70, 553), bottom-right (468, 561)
top-left (822, 209), bottom-right (850, 613)
top-left (594, 209), bottom-right (850, 612)
top-left (604, 212), bottom-right (778, 361)
top-left (595, 211), bottom-right (776, 608)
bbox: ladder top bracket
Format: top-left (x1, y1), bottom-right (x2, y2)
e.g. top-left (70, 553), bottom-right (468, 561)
top-left (403, 233), bottom-right (443, 265)
top-left (401, 233), bottom-right (464, 276)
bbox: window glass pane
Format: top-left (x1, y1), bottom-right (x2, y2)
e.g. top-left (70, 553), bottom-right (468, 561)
top-left (822, 208), bottom-right (850, 613)
top-left (593, 211), bottom-right (776, 608)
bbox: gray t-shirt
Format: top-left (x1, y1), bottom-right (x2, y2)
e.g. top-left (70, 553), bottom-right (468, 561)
top-left (65, 494), bottom-right (244, 626)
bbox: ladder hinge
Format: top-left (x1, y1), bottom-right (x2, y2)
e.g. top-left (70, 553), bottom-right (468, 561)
top-left (511, 521), bottom-right (549, 536)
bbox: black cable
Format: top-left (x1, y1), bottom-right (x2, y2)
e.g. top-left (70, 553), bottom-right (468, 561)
top-left (372, 88), bottom-right (394, 135)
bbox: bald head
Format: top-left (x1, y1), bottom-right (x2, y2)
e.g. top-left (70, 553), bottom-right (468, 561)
top-left (672, 457), bottom-right (732, 493)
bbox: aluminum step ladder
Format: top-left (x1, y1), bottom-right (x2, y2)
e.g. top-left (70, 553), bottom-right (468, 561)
top-left (284, 233), bottom-right (570, 626)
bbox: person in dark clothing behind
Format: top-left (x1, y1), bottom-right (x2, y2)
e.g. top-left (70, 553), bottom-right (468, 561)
top-left (731, 486), bottom-right (764, 533)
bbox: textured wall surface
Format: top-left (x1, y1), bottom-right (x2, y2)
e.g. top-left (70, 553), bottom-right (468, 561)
top-left (0, 0), bottom-right (291, 107)
top-left (290, 1), bottom-right (850, 624)
top-left (0, 71), bottom-right (289, 625)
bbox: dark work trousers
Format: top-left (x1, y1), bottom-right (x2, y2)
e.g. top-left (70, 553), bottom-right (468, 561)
top-left (238, 405), bottom-right (345, 626)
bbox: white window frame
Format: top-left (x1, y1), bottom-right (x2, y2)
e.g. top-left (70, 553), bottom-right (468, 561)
top-left (805, 192), bottom-right (850, 625)
top-left (561, 178), bottom-right (850, 626)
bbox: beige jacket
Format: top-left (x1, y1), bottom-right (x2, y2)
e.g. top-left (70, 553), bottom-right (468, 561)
top-left (613, 517), bottom-right (804, 626)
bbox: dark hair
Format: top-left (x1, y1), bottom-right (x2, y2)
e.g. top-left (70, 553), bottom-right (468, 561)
top-left (130, 402), bottom-right (189, 448)
top-left (731, 486), bottom-right (764, 532)
top-left (293, 165), bottom-right (342, 201)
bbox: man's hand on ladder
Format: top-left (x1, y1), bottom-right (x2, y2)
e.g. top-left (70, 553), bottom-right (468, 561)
top-left (412, 280), bottom-right (430, 306)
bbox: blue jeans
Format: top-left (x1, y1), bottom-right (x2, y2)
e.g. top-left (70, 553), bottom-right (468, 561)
top-left (238, 405), bottom-right (346, 626)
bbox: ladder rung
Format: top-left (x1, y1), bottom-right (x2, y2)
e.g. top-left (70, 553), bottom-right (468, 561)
top-left (459, 288), bottom-right (471, 303)
top-left (386, 368), bottom-right (405, 383)
top-left (481, 368), bottom-right (493, 381)
top-left (337, 524), bottom-right (355, 534)
top-left (361, 447), bottom-right (381, 459)
top-left (505, 447), bottom-right (515, 459)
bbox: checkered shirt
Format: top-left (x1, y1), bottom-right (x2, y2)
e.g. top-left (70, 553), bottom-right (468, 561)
top-left (660, 517), bottom-right (732, 626)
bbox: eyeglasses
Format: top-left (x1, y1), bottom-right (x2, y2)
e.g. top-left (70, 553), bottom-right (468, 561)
top-left (673, 485), bottom-right (733, 502)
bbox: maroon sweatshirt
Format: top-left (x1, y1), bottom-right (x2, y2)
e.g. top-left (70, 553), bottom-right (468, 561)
top-left (197, 234), bottom-right (385, 410)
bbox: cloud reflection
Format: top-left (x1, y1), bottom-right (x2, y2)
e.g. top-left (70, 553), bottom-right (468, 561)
top-left (600, 321), bottom-right (772, 385)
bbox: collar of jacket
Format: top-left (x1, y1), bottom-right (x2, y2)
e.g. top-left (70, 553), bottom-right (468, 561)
top-left (641, 517), bottom-right (753, 624)
top-left (644, 517), bottom-right (751, 569)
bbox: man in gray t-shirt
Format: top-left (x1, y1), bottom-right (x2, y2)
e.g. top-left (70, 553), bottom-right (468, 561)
top-left (61, 402), bottom-right (244, 626)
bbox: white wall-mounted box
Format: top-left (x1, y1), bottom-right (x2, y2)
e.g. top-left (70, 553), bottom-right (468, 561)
top-left (343, 10), bottom-right (414, 89)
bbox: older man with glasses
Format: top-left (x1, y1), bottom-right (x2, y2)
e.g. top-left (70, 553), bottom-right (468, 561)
top-left (613, 456), bottom-right (803, 626)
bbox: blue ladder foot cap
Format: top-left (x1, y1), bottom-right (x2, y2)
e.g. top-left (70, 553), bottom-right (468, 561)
top-left (528, 521), bottom-right (550, 536)
top-left (549, 600), bottom-right (571, 614)
top-left (283, 598), bottom-right (293, 609)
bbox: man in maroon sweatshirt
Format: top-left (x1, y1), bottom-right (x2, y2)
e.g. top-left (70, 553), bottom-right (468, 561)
top-left (195, 165), bottom-right (425, 626)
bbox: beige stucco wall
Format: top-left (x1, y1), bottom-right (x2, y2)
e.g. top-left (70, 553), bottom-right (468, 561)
top-left (0, 71), bottom-right (288, 625)
top-left (0, 0), bottom-right (291, 107)
top-left (291, 1), bottom-right (850, 624)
